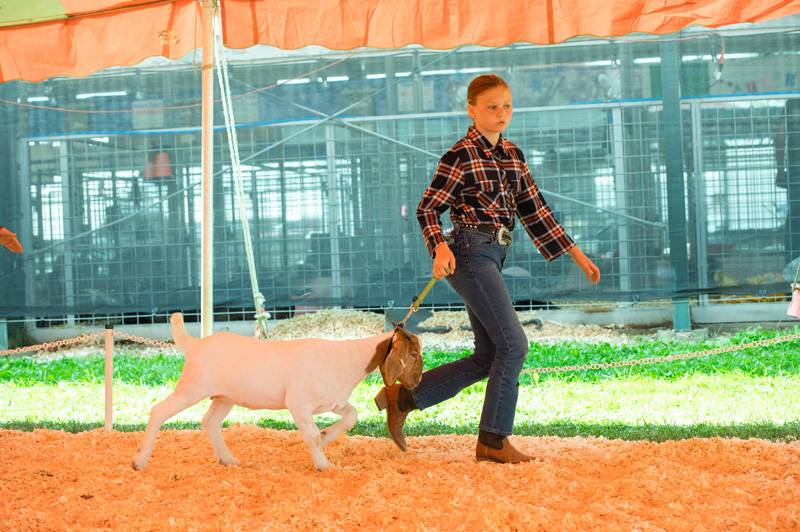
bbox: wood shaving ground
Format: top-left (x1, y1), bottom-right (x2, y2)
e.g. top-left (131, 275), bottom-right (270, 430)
top-left (260, 310), bottom-right (636, 345)
top-left (415, 310), bottom-right (635, 350)
top-left (1, 427), bottom-right (797, 530)
top-left (268, 310), bottom-right (385, 339)
top-left (266, 310), bottom-right (636, 351)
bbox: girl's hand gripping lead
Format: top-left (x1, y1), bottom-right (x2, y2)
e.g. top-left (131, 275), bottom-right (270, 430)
top-left (433, 242), bottom-right (456, 279)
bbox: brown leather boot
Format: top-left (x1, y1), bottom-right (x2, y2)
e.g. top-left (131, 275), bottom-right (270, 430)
top-left (374, 384), bottom-right (410, 451)
top-left (476, 437), bottom-right (536, 464)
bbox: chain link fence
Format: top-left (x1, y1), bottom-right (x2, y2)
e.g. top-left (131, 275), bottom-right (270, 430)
top-left (1, 25), bottom-right (799, 325)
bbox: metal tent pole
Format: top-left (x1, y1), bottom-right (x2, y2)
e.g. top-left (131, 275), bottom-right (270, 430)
top-left (200, 0), bottom-right (216, 337)
top-left (660, 39), bottom-right (691, 331)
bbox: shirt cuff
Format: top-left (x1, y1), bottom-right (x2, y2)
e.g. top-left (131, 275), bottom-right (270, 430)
top-left (427, 231), bottom-right (446, 257)
top-left (539, 238), bottom-right (576, 262)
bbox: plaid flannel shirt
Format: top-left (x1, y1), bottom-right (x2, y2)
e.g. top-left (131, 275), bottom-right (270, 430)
top-left (416, 125), bottom-right (575, 261)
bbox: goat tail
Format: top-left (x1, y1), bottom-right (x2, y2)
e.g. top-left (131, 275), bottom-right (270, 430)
top-left (170, 312), bottom-right (198, 352)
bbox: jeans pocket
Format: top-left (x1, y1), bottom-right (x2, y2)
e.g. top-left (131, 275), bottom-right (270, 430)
top-left (466, 231), bottom-right (494, 247)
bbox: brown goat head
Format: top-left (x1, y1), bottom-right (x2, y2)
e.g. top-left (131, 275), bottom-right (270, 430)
top-left (378, 327), bottom-right (423, 389)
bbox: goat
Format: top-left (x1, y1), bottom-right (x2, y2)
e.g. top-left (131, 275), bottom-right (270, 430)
top-left (132, 313), bottom-right (422, 471)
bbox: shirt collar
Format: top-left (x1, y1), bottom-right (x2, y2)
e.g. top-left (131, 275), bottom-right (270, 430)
top-left (466, 125), bottom-right (510, 157)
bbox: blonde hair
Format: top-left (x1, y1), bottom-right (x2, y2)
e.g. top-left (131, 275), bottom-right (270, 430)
top-left (467, 74), bottom-right (510, 105)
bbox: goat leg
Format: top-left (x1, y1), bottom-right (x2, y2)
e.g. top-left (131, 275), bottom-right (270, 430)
top-left (202, 398), bottom-right (239, 466)
top-left (288, 405), bottom-right (332, 471)
top-left (320, 403), bottom-right (357, 447)
top-left (133, 392), bottom-right (204, 470)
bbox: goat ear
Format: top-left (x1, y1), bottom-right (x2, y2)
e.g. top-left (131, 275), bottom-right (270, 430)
top-left (380, 337), bottom-right (407, 386)
top-left (367, 337), bottom-right (391, 374)
top-left (380, 352), bottom-right (403, 386)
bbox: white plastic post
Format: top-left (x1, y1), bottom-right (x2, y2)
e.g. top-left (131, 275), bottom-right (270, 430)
top-left (104, 324), bottom-right (114, 431)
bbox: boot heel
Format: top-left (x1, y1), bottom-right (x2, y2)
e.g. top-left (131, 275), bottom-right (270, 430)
top-left (374, 387), bottom-right (388, 411)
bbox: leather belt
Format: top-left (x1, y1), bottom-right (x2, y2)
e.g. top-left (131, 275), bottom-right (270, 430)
top-left (454, 222), bottom-right (513, 246)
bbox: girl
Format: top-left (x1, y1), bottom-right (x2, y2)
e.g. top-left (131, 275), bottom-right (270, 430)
top-left (375, 74), bottom-right (600, 463)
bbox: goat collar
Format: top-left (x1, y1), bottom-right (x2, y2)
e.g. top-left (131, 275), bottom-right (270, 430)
top-left (385, 323), bottom-right (404, 353)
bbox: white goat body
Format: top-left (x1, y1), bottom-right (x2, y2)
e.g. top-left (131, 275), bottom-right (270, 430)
top-left (132, 313), bottom-right (421, 471)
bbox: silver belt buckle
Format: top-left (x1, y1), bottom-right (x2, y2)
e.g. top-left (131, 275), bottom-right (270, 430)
top-left (497, 225), bottom-right (512, 246)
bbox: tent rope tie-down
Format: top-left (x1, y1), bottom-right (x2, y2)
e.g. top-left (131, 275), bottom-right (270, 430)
top-left (214, 9), bottom-right (269, 339)
top-left (4, 330), bottom-right (800, 379)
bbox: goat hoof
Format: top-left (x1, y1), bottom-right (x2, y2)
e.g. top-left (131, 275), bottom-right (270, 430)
top-left (374, 388), bottom-right (388, 411)
top-left (132, 460), bottom-right (144, 471)
top-left (219, 458), bottom-right (240, 467)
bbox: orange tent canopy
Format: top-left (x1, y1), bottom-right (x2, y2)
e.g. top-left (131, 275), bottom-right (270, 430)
top-left (1, 0), bottom-right (799, 82)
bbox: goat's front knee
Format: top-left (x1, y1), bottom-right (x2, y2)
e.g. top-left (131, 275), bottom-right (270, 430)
top-left (289, 408), bottom-right (331, 471)
top-left (320, 403), bottom-right (357, 446)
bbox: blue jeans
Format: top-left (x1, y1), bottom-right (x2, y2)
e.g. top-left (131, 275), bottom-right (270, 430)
top-left (410, 229), bottom-right (529, 436)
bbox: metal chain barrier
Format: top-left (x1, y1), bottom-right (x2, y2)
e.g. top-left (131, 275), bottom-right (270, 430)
top-left (111, 331), bottom-right (176, 350)
top-left (0, 333), bottom-right (103, 356)
top-left (524, 330), bottom-right (800, 377)
top-left (0, 331), bottom-right (178, 357)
